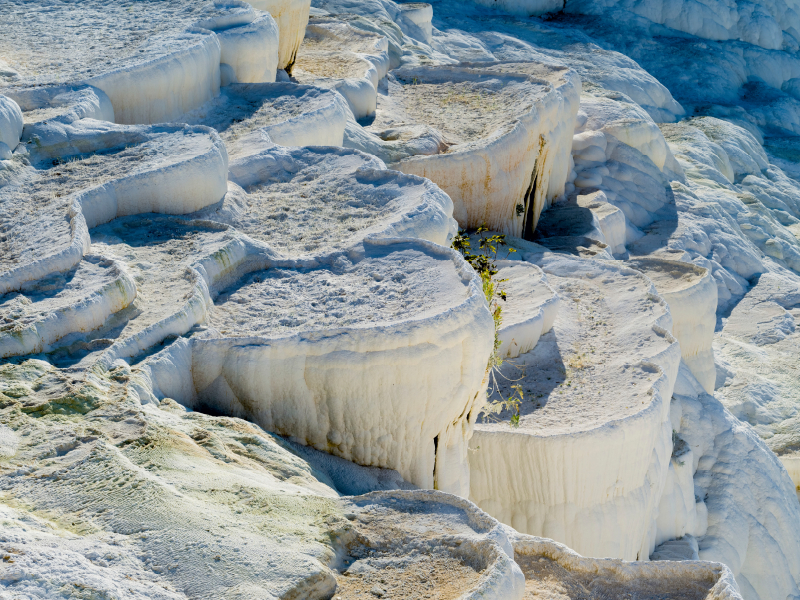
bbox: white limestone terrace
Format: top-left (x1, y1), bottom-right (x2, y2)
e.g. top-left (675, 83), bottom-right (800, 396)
top-left (577, 190), bottom-right (627, 255)
top-left (0, 0), bottom-right (294, 124)
top-left (533, 203), bottom-right (716, 394)
top-left (512, 532), bottom-right (743, 599)
top-left (470, 253), bottom-right (682, 562)
top-left (296, 18), bottom-right (389, 78)
top-left (1, 0), bottom-right (800, 596)
top-left (565, 0), bottom-right (800, 52)
top-left (567, 86), bottom-right (683, 247)
top-left (352, 61), bottom-right (579, 237)
top-left (0, 357), bottom-right (746, 600)
top-left (0, 94), bottom-right (23, 159)
top-left (0, 0), bottom-right (224, 87)
top-left (209, 241), bottom-right (466, 334)
top-left (714, 272), bottom-right (800, 479)
top-left (180, 82), bottom-right (348, 159)
top-left (0, 255), bottom-right (136, 359)
top-left (0, 360), bottom-right (514, 599)
top-left (331, 490), bottom-right (525, 598)
top-left (667, 362), bottom-right (800, 600)
top-left (627, 257), bottom-right (718, 393)
top-left (5, 85), bottom-right (114, 128)
top-left (208, 145), bottom-right (456, 255)
top-left (292, 16), bottom-right (390, 118)
top-left (378, 69), bottom-right (538, 146)
top-left (478, 0), bottom-right (800, 56)
top-left (249, 0), bottom-right (313, 70)
top-left (314, 0), bottom-right (685, 122)
top-left (397, 2), bottom-right (434, 45)
top-left (0, 121), bottom-right (227, 295)
top-left (72, 216), bottom-right (236, 367)
top-left (3, 137), bottom-right (458, 370)
top-left (146, 239), bottom-right (494, 496)
top-left (493, 260), bottom-right (560, 360)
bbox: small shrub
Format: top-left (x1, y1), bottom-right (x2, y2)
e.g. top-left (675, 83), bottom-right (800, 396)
top-left (452, 223), bottom-right (522, 427)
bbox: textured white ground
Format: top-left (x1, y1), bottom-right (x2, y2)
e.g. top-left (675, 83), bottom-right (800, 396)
top-left (0, 0), bottom-right (311, 124)
top-left (0, 122), bottom-right (227, 296)
top-left (2, 127), bottom-right (208, 276)
top-left (3, 0), bottom-right (800, 597)
top-left (204, 145), bottom-right (456, 254)
top-left (293, 17), bottom-right (389, 117)
top-left (181, 82), bottom-right (346, 158)
top-left (493, 260), bottom-right (559, 359)
top-left (0, 360), bottom-right (741, 600)
top-left (158, 239), bottom-right (494, 495)
top-left (84, 217), bottom-right (233, 365)
top-left (211, 245), bottom-right (464, 334)
top-left (374, 71), bottom-right (538, 145)
top-left (0, 361), bottom-right (522, 599)
top-left (0, 0), bottom-right (221, 86)
top-left (0, 255), bottom-right (136, 359)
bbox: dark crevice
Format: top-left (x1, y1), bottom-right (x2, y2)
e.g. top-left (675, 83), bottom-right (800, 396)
top-left (522, 163), bottom-right (539, 241)
top-left (433, 434), bottom-right (439, 482)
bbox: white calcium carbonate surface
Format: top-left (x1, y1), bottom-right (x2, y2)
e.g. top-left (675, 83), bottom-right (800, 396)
top-left (248, 0), bottom-right (312, 69)
top-left (293, 17), bottom-right (390, 118)
top-left (628, 257), bottom-right (718, 393)
top-left (181, 82), bottom-right (347, 158)
top-left (493, 260), bottom-right (559, 360)
top-left (0, 122), bottom-right (227, 295)
top-left (0, 255), bottom-right (136, 358)
top-left (0, 94), bottom-right (23, 152)
top-left (471, 253), bottom-right (681, 561)
top-left (3, 0), bottom-right (800, 596)
top-left (144, 239), bottom-right (494, 495)
top-left (218, 145), bottom-right (456, 253)
top-left (370, 62), bottom-right (579, 237)
top-left (0, 0), bottom-right (303, 124)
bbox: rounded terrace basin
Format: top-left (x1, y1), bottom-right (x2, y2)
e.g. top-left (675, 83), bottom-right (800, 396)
top-left (0, 255), bottom-right (135, 358)
top-left (181, 82), bottom-right (347, 159)
top-left (470, 254), bottom-right (681, 561)
top-left (144, 239), bottom-right (494, 496)
top-left (373, 62), bottom-right (579, 238)
top-left (0, 0), bottom-right (295, 123)
top-left (628, 257), bottom-right (717, 393)
top-left (293, 17), bottom-right (389, 118)
top-left (219, 145), bottom-right (456, 254)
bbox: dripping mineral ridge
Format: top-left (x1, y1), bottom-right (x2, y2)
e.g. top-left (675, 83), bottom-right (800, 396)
top-left (2, 0), bottom-right (800, 598)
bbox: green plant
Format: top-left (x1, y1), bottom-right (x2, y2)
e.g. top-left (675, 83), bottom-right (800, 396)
top-left (452, 223), bottom-right (522, 428)
top-left (482, 383), bottom-right (524, 428)
top-left (451, 223), bottom-right (515, 369)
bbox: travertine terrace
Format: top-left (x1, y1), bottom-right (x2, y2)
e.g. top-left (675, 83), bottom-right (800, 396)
top-left (3, 0), bottom-right (800, 598)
